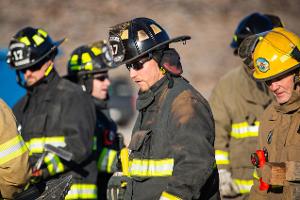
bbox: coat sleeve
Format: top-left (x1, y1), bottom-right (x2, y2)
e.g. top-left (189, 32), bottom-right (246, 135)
top-left (163, 91), bottom-right (218, 199)
top-left (0, 99), bottom-right (30, 199)
top-left (42, 90), bottom-right (96, 178)
top-left (209, 83), bottom-right (232, 170)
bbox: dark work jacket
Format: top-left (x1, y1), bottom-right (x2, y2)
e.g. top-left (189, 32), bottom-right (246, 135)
top-left (13, 70), bottom-right (97, 198)
top-left (125, 76), bottom-right (220, 200)
top-left (94, 98), bottom-right (121, 199)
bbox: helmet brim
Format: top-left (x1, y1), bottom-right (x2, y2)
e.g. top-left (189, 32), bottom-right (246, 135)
top-left (113, 35), bottom-right (191, 67)
top-left (15, 38), bottom-right (65, 70)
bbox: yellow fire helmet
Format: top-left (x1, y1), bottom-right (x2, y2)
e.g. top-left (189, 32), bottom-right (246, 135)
top-left (252, 27), bottom-right (300, 81)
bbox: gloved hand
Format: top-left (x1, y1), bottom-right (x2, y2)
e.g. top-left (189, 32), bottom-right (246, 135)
top-left (218, 169), bottom-right (240, 197)
top-left (107, 172), bottom-right (130, 200)
top-left (30, 168), bottom-right (43, 184)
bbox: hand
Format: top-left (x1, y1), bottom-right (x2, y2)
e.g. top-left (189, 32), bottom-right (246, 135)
top-left (30, 168), bottom-right (43, 184)
top-left (218, 169), bottom-right (240, 197)
top-left (107, 172), bottom-right (130, 200)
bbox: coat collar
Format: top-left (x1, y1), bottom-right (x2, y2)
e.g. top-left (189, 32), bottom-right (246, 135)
top-left (136, 76), bottom-right (168, 110)
top-left (274, 90), bottom-right (300, 114)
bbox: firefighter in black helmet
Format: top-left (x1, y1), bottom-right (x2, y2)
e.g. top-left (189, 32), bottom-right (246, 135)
top-left (7, 27), bottom-right (97, 199)
top-left (108, 17), bottom-right (220, 200)
top-left (66, 41), bottom-right (124, 199)
top-left (209, 13), bottom-right (283, 199)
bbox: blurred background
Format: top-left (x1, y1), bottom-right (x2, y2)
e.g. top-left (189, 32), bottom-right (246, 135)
top-left (1, 0), bottom-right (300, 144)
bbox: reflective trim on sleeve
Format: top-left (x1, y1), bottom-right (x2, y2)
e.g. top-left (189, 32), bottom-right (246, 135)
top-left (97, 147), bottom-right (118, 173)
top-left (25, 136), bottom-right (66, 154)
top-left (65, 183), bottom-right (97, 199)
top-left (215, 150), bottom-right (230, 165)
top-left (44, 152), bottom-right (64, 175)
top-left (0, 134), bottom-right (28, 165)
top-left (159, 191), bottom-right (182, 200)
top-left (233, 179), bottom-right (253, 194)
top-left (253, 168), bottom-right (259, 180)
top-left (129, 158), bottom-right (174, 177)
top-left (230, 121), bottom-right (259, 139)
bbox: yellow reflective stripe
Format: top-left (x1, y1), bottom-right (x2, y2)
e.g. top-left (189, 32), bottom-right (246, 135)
top-left (107, 149), bottom-right (117, 173)
top-left (65, 183), bottom-right (97, 199)
top-left (160, 191), bottom-right (182, 200)
top-left (26, 136), bottom-right (65, 154)
top-left (44, 64), bottom-right (53, 76)
top-left (44, 152), bottom-right (64, 175)
top-left (38, 29), bottom-right (48, 38)
top-left (215, 150), bottom-right (229, 165)
top-left (253, 168), bottom-right (259, 180)
top-left (97, 148), bottom-right (117, 173)
top-left (233, 35), bottom-right (238, 42)
top-left (0, 134), bottom-right (28, 165)
top-left (84, 63), bottom-right (93, 71)
top-left (70, 65), bottom-right (81, 71)
top-left (19, 36), bottom-right (31, 45)
top-left (82, 53), bottom-right (92, 63)
top-left (230, 121), bottom-right (259, 139)
top-left (70, 54), bottom-right (79, 65)
top-left (129, 158), bottom-right (174, 177)
top-left (32, 34), bottom-right (45, 46)
top-left (233, 179), bottom-right (253, 194)
top-left (91, 47), bottom-right (102, 56)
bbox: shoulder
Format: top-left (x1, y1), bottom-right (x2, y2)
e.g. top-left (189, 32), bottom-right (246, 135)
top-left (211, 67), bottom-right (242, 93)
top-left (169, 77), bottom-right (212, 120)
top-left (0, 99), bottom-right (17, 138)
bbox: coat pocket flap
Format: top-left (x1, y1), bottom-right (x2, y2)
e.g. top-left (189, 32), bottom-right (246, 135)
top-left (128, 129), bottom-right (151, 151)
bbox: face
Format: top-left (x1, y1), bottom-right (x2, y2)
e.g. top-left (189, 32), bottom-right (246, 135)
top-left (266, 73), bottom-right (295, 104)
top-left (127, 57), bottom-right (164, 92)
top-left (91, 73), bottom-right (111, 100)
top-left (22, 60), bottom-right (53, 86)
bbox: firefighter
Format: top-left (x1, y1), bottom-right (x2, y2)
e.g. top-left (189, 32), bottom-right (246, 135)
top-left (107, 17), bottom-right (220, 200)
top-left (209, 13), bottom-right (283, 199)
top-left (65, 41), bottom-right (124, 199)
top-left (6, 27), bottom-right (97, 199)
top-left (239, 27), bottom-right (300, 199)
top-left (0, 99), bottom-right (30, 199)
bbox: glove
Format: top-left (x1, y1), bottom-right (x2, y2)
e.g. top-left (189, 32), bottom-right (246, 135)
top-left (218, 169), bottom-right (240, 197)
top-left (107, 172), bottom-right (130, 200)
top-left (30, 168), bottom-right (43, 184)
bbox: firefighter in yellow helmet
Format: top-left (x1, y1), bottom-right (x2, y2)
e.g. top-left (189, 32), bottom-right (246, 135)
top-left (239, 27), bottom-right (300, 199)
top-left (210, 13), bottom-right (282, 199)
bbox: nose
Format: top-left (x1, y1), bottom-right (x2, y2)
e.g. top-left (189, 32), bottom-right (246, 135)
top-left (268, 81), bottom-right (279, 92)
top-left (129, 68), bottom-right (137, 79)
top-left (105, 78), bottom-right (111, 87)
top-left (23, 69), bottom-right (32, 77)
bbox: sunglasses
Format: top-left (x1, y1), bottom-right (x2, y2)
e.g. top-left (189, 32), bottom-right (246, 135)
top-left (126, 55), bottom-right (152, 71)
top-left (94, 74), bottom-right (109, 81)
top-left (20, 64), bottom-right (42, 74)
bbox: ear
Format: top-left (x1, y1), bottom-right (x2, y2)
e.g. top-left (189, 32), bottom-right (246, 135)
top-left (160, 48), bottom-right (182, 76)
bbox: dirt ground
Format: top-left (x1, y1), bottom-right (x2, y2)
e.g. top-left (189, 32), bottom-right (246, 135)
top-left (1, 0), bottom-right (300, 143)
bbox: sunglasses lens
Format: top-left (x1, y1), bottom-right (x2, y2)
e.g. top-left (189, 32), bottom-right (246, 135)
top-left (126, 56), bottom-right (151, 71)
top-left (20, 64), bottom-right (41, 73)
top-left (94, 75), bottom-right (109, 81)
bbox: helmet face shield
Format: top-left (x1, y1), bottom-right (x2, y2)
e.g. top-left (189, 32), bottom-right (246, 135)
top-left (245, 28), bottom-right (300, 81)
